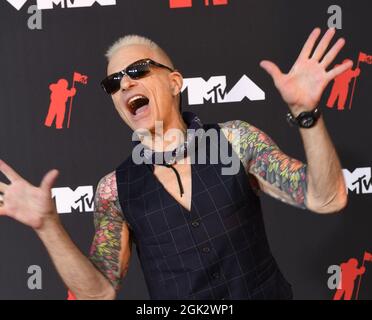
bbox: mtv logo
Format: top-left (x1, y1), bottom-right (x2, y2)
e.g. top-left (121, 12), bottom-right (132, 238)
top-left (5, 0), bottom-right (116, 10)
top-left (52, 186), bottom-right (95, 214)
top-left (182, 75), bottom-right (265, 105)
top-left (37, 0), bottom-right (116, 9)
top-left (169, 0), bottom-right (228, 9)
top-left (5, 0), bottom-right (28, 10)
top-left (343, 167), bottom-right (372, 194)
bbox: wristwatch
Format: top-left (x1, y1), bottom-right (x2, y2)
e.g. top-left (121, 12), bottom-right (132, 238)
top-left (286, 106), bottom-right (321, 129)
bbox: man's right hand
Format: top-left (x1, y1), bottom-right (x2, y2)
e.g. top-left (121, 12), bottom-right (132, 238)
top-left (0, 160), bottom-right (120, 299)
top-left (0, 159), bottom-right (60, 230)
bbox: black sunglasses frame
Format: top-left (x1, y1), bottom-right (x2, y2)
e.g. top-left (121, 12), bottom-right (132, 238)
top-left (101, 58), bottom-right (175, 95)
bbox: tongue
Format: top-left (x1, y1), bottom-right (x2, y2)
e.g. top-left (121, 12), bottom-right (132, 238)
top-left (135, 104), bottom-right (149, 115)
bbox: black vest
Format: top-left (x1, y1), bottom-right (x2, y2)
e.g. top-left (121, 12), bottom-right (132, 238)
top-left (116, 122), bottom-right (293, 300)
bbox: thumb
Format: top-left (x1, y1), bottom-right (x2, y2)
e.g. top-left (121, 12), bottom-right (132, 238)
top-left (0, 194), bottom-right (4, 216)
top-left (40, 169), bottom-right (59, 191)
top-left (260, 60), bottom-right (283, 85)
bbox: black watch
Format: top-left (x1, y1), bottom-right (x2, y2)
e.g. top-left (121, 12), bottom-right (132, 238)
top-left (286, 107), bottom-right (321, 129)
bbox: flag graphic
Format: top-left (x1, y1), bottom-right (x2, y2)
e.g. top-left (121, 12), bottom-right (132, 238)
top-left (67, 71), bottom-right (88, 129)
top-left (358, 52), bottom-right (372, 64)
top-left (363, 251), bottom-right (372, 262)
top-left (73, 72), bottom-right (88, 84)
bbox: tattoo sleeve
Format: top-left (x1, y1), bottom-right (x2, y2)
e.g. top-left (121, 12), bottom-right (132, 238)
top-left (220, 120), bottom-right (308, 209)
top-left (88, 172), bottom-right (129, 291)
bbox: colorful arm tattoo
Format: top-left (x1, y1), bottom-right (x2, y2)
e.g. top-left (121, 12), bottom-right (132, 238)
top-left (220, 120), bottom-right (308, 209)
top-left (88, 172), bottom-right (130, 291)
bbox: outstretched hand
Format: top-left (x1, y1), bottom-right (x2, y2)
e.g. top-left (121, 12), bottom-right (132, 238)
top-left (260, 27), bottom-right (353, 116)
top-left (0, 160), bottom-right (59, 229)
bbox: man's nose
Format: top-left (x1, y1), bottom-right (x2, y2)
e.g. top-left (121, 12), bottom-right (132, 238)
top-left (120, 74), bottom-right (137, 91)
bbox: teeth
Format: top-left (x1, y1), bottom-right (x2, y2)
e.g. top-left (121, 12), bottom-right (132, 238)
top-left (128, 95), bottom-right (147, 105)
top-left (127, 95), bottom-right (150, 115)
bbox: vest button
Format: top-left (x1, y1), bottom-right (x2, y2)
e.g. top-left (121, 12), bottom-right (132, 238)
top-left (212, 272), bottom-right (220, 279)
top-left (191, 220), bottom-right (200, 227)
top-left (202, 246), bottom-right (210, 253)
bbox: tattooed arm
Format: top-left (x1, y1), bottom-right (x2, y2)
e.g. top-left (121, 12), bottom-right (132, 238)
top-left (220, 120), bottom-right (347, 213)
top-left (0, 160), bottom-right (130, 299)
top-left (255, 28), bottom-right (349, 213)
top-left (41, 171), bottom-right (131, 300)
top-left (67, 172), bottom-right (132, 299)
top-left (88, 172), bottom-right (132, 293)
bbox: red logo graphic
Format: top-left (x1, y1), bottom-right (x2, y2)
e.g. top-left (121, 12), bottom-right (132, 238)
top-left (333, 251), bottom-right (372, 300)
top-left (44, 72), bottom-right (88, 129)
top-left (327, 52), bottom-right (372, 111)
top-left (169, 0), bottom-right (228, 9)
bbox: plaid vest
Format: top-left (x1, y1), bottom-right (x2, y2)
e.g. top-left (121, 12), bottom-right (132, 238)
top-left (115, 116), bottom-right (293, 300)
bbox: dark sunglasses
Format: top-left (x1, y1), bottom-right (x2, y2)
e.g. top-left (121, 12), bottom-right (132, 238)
top-left (101, 58), bottom-right (175, 95)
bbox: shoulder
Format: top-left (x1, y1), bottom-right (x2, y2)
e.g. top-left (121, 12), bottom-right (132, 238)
top-left (217, 120), bottom-right (262, 142)
top-left (218, 119), bottom-right (276, 149)
top-left (95, 171), bottom-right (131, 227)
top-left (217, 120), bottom-right (253, 160)
top-left (218, 119), bottom-right (271, 137)
top-left (95, 171), bottom-right (123, 219)
top-left (218, 119), bottom-right (251, 132)
top-left (96, 171), bottom-right (118, 203)
top-left (217, 119), bottom-right (270, 152)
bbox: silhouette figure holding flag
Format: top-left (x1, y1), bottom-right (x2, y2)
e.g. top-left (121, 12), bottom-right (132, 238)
top-left (354, 251), bottom-right (372, 300)
top-left (333, 258), bottom-right (365, 300)
top-left (44, 79), bottom-right (76, 129)
top-left (44, 72), bottom-right (88, 129)
top-left (327, 59), bottom-right (360, 111)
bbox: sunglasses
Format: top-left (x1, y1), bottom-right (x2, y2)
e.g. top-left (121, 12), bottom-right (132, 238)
top-left (101, 58), bottom-right (175, 95)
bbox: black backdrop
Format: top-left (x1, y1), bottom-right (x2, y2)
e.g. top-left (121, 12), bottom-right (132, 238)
top-left (0, 0), bottom-right (371, 300)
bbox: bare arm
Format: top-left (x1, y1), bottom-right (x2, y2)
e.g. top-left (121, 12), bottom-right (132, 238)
top-left (40, 172), bottom-right (132, 300)
top-left (0, 160), bottom-right (130, 299)
top-left (255, 27), bottom-right (350, 213)
top-left (221, 119), bottom-right (346, 214)
top-left (297, 117), bottom-right (347, 213)
top-left (221, 120), bottom-right (307, 209)
top-left (86, 172), bottom-right (132, 294)
top-left (36, 218), bottom-right (117, 300)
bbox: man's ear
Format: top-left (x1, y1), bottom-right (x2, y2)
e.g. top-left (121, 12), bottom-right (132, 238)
top-left (169, 71), bottom-right (183, 96)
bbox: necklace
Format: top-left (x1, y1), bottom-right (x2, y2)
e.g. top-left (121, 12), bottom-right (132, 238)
top-left (133, 112), bottom-right (204, 197)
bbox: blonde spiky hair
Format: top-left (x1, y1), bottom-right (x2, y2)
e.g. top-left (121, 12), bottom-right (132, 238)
top-left (105, 34), bottom-right (174, 68)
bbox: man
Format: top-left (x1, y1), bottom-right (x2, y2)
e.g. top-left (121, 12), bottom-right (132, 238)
top-left (326, 59), bottom-right (361, 110)
top-left (44, 79), bottom-right (77, 129)
top-left (0, 27), bottom-right (349, 300)
top-left (333, 258), bottom-right (365, 300)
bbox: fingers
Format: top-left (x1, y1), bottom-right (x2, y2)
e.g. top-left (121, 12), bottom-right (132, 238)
top-left (260, 60), bottom-right (283, 85)
top-left (327, 60), bottom-right (353, 80)
top-left (40, 169), bottom-right (59, 191)
top-left (320, 38), bottom-right (346, 68)
top-left (0, 182), bottom-right (8, 193)
top-left (0, 159), bottom-right (22, 183)
top-left (312, 28), bottom-right (336, 61)
top-left (0, 193), bottom-right (5, 215)
top-left (298, 28), bottom-right (322, 61)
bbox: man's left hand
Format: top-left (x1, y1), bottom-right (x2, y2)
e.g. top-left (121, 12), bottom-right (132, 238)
top-left (260, 27), bottom-right (353, 117)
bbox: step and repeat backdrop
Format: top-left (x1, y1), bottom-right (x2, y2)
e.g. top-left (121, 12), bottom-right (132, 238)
top-left (0, 0), bottom-right (371, 300)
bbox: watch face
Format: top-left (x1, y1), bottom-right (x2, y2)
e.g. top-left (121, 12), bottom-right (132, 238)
top-left (300, 116), bottom-right (315, 128)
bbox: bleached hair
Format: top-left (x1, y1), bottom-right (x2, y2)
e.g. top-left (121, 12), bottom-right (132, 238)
top-left (105, 35), bottom-right (174, 68)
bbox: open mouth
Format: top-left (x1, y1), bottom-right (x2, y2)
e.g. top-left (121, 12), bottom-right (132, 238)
top-left (127, 95), bottom-right (150, 116)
